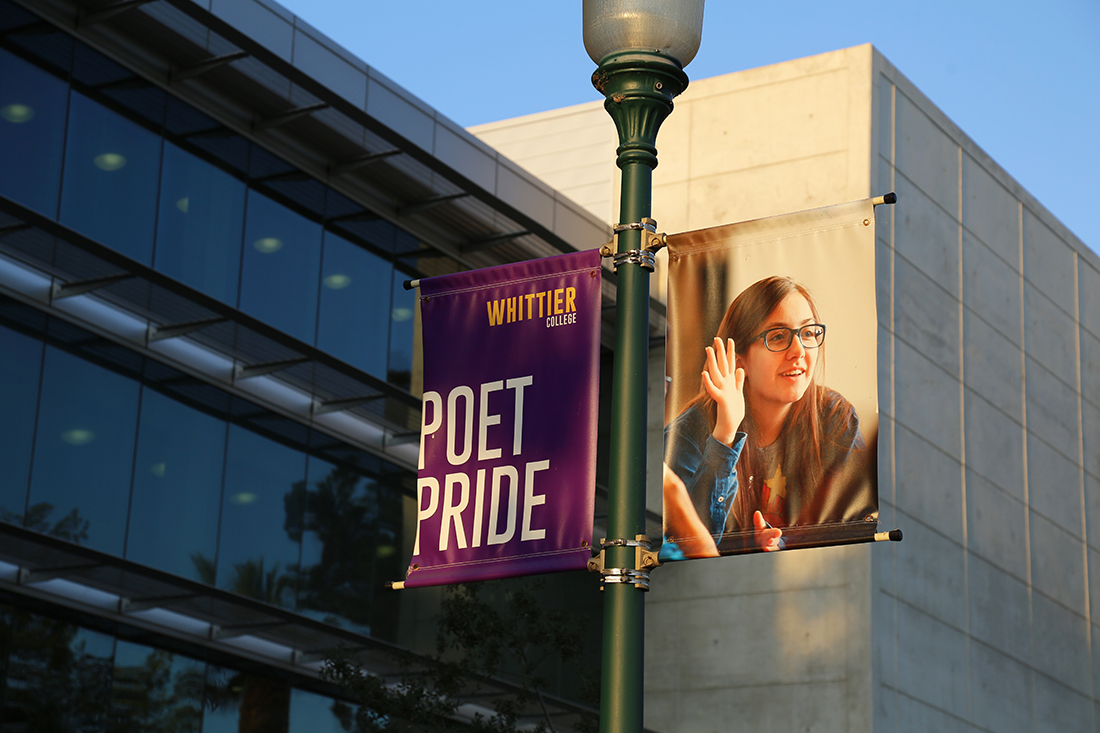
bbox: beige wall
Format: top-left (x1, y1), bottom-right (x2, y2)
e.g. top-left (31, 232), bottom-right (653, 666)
top-left (470, 101), bottom-right (618, 227)
top-left (872, 47), bottom-right (1100, 732)
top-left (475, 42), bottom-right (1100, 733)
top-left (471, 44), bottom-right (874, 233)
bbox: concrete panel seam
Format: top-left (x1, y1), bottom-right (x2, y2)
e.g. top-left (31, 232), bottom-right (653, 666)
top-left (959, 295), bottom-right (1022, 357)
top-left (896, 248), bottom-right (962, 309)
top-left (885, 590), bottom-right (970, 640)
top-left (679, 63), bottom-right (859, 105)
top-left (1021, 197), bottom-right (1039, 729)
top-left (1028, 502), bottom-right (1085, 545)
top-left (878, 683), bottom-right (988, 732)
top-left (673, 148), bottom-right (851, 181)
top-left (892, 167), bottom-right (961, 226)
top-left (1022, 274), bottom-right (1079, 334)
top-left (966, 545), bottom-right (1028, 589)
top-left (886, 71), bottom-right (1091, 261)
top-left (643, 583), bottom-right (855, 605)
top-left (964, 379), bottom-right (1023, 428)
top-left (887, 585), bottom-right (1098, 688)
top-left (892, 330), bottom-right (962, 386)
top-left (656, 676), bottom-right (852, 693)
top-left (1023, 418), bottom-right (1083, 479)
top-left (884, 647), bottom-right (1100, 715)
top-left (889, 78), bottom-right (901, 726)
top-left (960, 221), bottom-right (1022, 275)
top-left (1072, 250), bottom-right (1096, 704)
top-left (1025, 355), bottom-right (1085, 432)
top-left (893, 504), bottom-right (966, 554)
top-left (956, 140), bottom-right (976, 723)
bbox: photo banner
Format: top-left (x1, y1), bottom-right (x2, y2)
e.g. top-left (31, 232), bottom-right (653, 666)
top-left (403, 250), bottom-right (602, 588)
top-left (661, 199), bottom-right (879, 561)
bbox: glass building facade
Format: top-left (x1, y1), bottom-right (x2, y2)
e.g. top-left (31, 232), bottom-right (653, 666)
top-left (0, 11), bottom-right (418, 388)
top-left (0, 0), bottom-right (608, 728)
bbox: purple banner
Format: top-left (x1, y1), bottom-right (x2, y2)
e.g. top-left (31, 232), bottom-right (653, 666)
top-left (403, 250), bottom-right (602, 588)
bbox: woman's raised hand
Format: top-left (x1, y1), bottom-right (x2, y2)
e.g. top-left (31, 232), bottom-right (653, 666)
top-left (702, 337), bottom-right (745, 446)
top-left (752, 510), bottom-right (783, 552)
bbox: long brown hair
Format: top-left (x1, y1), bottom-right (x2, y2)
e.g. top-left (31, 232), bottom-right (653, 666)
top-left (685, 276), bottom-right (838, 527)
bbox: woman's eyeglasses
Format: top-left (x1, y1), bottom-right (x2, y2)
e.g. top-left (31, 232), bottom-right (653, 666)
top-left (753, 324), bottom-right (826, 352)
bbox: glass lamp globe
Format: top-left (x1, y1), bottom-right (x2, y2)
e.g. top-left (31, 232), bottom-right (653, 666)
top-left (583, 0), bottom-right (705, 67)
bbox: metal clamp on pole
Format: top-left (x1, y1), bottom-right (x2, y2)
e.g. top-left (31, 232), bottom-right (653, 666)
top-left (602, 567), bottom-right (652, 591)
top-left (615, 219), bottom-right (657, 235)
top-left (599, 217), bottom-right (665, 271)
top-left (587, 535), bottom-right (661, 591)
top-left (611, 248), bottom-right (657, 272)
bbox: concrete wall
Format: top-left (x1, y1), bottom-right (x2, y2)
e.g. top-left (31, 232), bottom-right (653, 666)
top-left (470, 101), bottom-right (617, 227)
top-left (871, 48), bottom-right (1100, 732)
top-left (474, 43), bottom-right (1100, 733)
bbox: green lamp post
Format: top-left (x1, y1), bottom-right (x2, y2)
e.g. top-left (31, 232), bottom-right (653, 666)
top-left (583, 2), bottom-right (704, 732)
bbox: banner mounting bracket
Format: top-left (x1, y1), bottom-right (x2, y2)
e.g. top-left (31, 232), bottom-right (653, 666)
top-left (587, 535), bottom-right (660, 591)
top-left (599, 218), bottom-right (665, 272)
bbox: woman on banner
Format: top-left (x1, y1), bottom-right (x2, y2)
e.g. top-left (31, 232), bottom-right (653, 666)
top-left (662, 275), bottom-right (874, 559)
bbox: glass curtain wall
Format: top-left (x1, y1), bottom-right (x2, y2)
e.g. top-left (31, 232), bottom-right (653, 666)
top-left (0, 0), bottom-right (604, 715)
top-left (0, 302), bottom-right (405, 641)
top-left (0, 4), bottom-right (421, 386)
top-left (0, 604), bottom-right (357, 731)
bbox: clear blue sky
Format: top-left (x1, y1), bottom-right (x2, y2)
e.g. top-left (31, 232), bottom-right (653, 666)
top-left (278, 0), bottom-right (1099, 254)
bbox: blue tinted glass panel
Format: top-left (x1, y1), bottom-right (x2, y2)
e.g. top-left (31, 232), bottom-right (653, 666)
top-left (155, 142), bottom-right (245, 303)
top-left (28, 345), bottom-right (138, 553)
top-left (100, 81), bottom-right (166, 132)
top-left (59, 92), bottom-right (161, 264)
top-left (0, 325), bottom-right (41, 519)
top-left (2, 613), bottom-right (114, 728)
top-left (239, 190), bottom-right (321, 343)
top-left (185, 129), bottom-right (250, 177)
top-left (164, 95), bottom-right (218, 136)
top-left (316, 232), bottom-right (392, 376)
top-left (388, 269), bottom-right (416, 389)
top-left (200, 664), bottom-right (240, 733)
top-left (127, 387), bottom-right (226, 580)
top-left (288, 688), bottom-right (354, 732)
top-left (216, 424), bottom-right (305, 603)
top-left (2, 22), bottom-right (73, 78)
top-left (111, 641), bottom-right (204, 731)
top-left (71, 41), bottom-right (131, 87)
top-left (293, 457), bottom-right (378, 634)
top-left (0, 47), bottom-right (67, 216)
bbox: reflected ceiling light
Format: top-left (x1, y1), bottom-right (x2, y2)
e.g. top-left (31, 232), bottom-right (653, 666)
top-left (392, 307), bottom-right (412, 322)
top-left (151, 463), bottom-right (167, 477)
top-left (231, 492), bottom-right (257, 505)
top-left (176, 197), bottom-right (190, 213)
top-left (253, 237), bottom-right (283, 254)
top-left (94, 153), bottom-right (127, 171)
top-left (61, 428), bottom-right (95, 445)
top-left (0, 103), bottom-right (34, 123)
top-left (323, 273), bottom-right (351, 290)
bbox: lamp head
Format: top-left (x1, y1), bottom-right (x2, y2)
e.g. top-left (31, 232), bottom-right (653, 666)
top-left (583, 0), bottom-right (704, 68)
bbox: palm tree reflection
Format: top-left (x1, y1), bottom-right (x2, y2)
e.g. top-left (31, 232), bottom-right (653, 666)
top-left (192, 554), bottom-right (293, 733)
